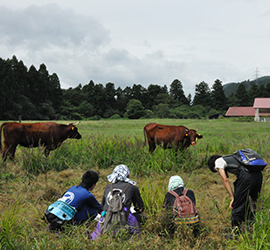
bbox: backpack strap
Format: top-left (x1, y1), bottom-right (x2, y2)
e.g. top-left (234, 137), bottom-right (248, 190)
top-left (111, 183), bottom-right (131, 193)
top-left (122, 183), bottom-right (131, 218)
top-left (122, 183), bottom-right (131, 194)
top-left (183, 188), bottom-right (188, 196)
top-left (169, 188), bottom-right (187, 197)
top-left (168, 190), bottom-right (180, 198)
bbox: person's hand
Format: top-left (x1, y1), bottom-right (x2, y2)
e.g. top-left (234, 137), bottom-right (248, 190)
top-left (229, 199), bottom-right (234, 210)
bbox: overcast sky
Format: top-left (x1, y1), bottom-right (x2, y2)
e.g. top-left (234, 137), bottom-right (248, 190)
top-left (0, 0), bottom-right (269, 96)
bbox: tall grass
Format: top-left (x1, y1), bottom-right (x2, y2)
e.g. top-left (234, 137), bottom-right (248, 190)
top-left (19, 134), bottom-right (209, 176)
top-left (0, 196), bottom-right (31, 249)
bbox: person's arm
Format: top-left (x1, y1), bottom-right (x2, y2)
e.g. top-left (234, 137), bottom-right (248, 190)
top-left (132, 186), bottom-right (144, 212)
top-left (85, 194), bottom-right (102, 213)
top-left (217, 168), bottom-right (234, 210)
top-left (163, 192), bottom-right (171, 209)
top-left (186, 189), bottom-right (196, 205)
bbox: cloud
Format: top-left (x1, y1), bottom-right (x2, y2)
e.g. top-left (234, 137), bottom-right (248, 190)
top-left (0, 1), bottom-right (269, 97)
top-left (0, 4), bottom-right (110, 50)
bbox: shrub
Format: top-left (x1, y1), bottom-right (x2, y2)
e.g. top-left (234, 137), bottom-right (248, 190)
top-left (89, 115), bottom-right (101, 120)
top-left (109, 114), bottom-right (122, 119)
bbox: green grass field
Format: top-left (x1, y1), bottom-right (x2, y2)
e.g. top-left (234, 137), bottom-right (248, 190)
top-left (1, 118), bottom-right (270, 249)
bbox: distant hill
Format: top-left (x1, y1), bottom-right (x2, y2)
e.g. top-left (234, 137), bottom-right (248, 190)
top-left (223, 76), bottom-right (270, 97)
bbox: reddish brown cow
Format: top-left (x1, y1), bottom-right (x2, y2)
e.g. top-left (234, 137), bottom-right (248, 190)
top-left (143, 123), bottom-right (203, 153)
top-left (0, 122), bottom-right (82, 161)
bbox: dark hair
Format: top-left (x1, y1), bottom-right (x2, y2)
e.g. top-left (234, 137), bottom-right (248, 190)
top-left (79, 170), bottom-right (99, 189)
top-left (208, 155), bottom-right (222, 172)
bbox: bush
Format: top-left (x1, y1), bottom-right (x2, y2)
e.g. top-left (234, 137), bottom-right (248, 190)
top-left (124, 99), bottom-right (146, 119)
top-left (109, 114), bottom-right (122, 119)
top-left (232, 116), bottom-right (254, 122)
top-left (89, 115), bottom-right (101, 120)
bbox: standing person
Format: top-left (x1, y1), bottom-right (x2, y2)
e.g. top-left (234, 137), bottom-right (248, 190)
top-left (163, 175), bottom-right (200, 237)
top-left (89, 164), bottom-right (145, 240)
top-left (208, 151), bottom-right (263, 234)
top-left (45, 170), bottom-right (102, 231)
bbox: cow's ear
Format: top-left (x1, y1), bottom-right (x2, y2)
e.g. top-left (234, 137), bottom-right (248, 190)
top-left (197, 133), bottom-right (203, 139)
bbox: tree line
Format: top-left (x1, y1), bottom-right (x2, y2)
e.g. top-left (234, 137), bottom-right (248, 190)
top-left (1, 56), bottom-right (270, 121)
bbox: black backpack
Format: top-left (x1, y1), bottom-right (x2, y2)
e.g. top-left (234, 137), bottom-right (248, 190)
top-left (232, 148), bottom-right (267, 172)
top-left (100, 183), bottom-right (130, 237)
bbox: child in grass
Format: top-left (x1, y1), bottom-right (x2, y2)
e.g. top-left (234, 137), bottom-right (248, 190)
top-left (45, 170), bottom-right (102, 231)
top-left (163, 175), bottom-right (200, 238)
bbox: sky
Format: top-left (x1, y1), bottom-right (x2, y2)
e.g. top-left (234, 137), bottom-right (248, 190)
top-left (0, 0), bottom-right (270, 96)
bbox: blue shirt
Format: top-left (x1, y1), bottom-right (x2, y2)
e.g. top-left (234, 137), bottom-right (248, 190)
top-left (59, 186), bottom-right (102, 212)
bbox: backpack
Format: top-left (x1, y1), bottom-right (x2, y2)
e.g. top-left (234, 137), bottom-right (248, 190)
top-left (232, 148), bottom-right (267, 172)
top-left (168, 189), bottom-right (199, 225)
top-left (100, 183), bottom-right (130, 236)
top-left (44, 200), bottom-right (77, 229)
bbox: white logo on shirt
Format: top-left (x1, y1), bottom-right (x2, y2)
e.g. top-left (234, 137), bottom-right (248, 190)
top-left (59, 191), bottom-right (75, 204)
top-left (106, 188), bottom-right (126, 205)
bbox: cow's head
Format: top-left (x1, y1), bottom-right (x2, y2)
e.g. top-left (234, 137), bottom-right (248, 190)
top-left (185, 129), bottom-right (203, 146)
top-left (67, 122), bottom-right (82, 139)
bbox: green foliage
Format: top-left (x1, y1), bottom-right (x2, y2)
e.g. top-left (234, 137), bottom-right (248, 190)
top-left (193, 81), bottom-right (211, 107)
top-left (211, 79), bottom-right (227, 110)
top-left (89, 115), bottom-right (101, 120)
top-left (2, 55), bottom-right (270, 120)
top-left (109, 114), bottom-right (122, 119)
top-left (0, 199), bottom-right (30, 249)
top-left (235, 83), bottom-right (249, 106)
top-left (153, 103), bottom-right (170, 118)
top-left (125, 99), bottom-right (146, 119)
top-left (232, 116), bottom-right (254, 122)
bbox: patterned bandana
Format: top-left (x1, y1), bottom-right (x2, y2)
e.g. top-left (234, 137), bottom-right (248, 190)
top-left (107, 164), bottom-right (136, 186)
top-left (168, 175), bottom-right (185, 191)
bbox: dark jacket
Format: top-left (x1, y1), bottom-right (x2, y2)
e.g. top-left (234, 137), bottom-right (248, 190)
top-left (163, 187), bottom-right (196, 210)
top-left (102, 181), bottom-right (144, 213)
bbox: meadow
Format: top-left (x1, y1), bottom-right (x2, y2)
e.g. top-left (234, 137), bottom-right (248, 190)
top-left (1, 118), bottom-right (270, 250)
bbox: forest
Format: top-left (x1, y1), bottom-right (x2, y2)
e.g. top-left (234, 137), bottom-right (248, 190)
top-left (1, 56), bottom-right (270, 121)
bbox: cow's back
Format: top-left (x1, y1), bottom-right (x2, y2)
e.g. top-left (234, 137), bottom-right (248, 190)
top-left (149, 124), bottom-right (188, 142)
top-left (3, 122), bottom-right (58, 147)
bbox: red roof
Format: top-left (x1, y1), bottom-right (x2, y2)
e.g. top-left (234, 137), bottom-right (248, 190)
top-left (225, 107), bottom-right (255, 117)
top-left (253, 98), bottom-right (270, 108)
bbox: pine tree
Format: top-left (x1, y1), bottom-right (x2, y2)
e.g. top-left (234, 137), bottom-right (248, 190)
top-left (192, 81), bottom-right (211, 107)
top-left (169, 79), bottom-right (189, 105)
top-left (211, 79), bottom-right (227, 110)
top-left (235, 83), bottom-right (249, 106)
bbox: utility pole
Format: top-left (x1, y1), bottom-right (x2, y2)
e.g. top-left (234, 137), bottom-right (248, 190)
top-left (255, 67), bottom-right (259, 85)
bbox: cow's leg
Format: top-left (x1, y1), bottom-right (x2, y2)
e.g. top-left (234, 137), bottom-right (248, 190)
top-left (44, 147), bottom-right (50, 157)
top-left (2, 148), bottom-right (8, 161)
top-left (148, 140), bottom-right (156, 154)
top-left (4, 144), bottom-right (17, 161)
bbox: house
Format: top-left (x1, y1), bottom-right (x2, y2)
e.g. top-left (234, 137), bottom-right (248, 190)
top-left (253, 98), bottom-right (270, 121)
top-left (225, 107), bottom-right (255, 117)
top-left (225, 98), bottom-right (270, 121)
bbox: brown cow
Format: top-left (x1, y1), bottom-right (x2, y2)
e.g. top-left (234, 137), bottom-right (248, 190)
top-left (143, 123), bottom-right (203, 153)
top-left (0, 122), bottom-right (82, 161)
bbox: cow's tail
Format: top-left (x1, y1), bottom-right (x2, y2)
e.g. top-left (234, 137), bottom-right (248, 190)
top-left (143, 126), bottom-right (147, 148)
top-left (0, 123), bottom-right (5, 153)
top-left (0, 122), bottom-right (8, 153)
